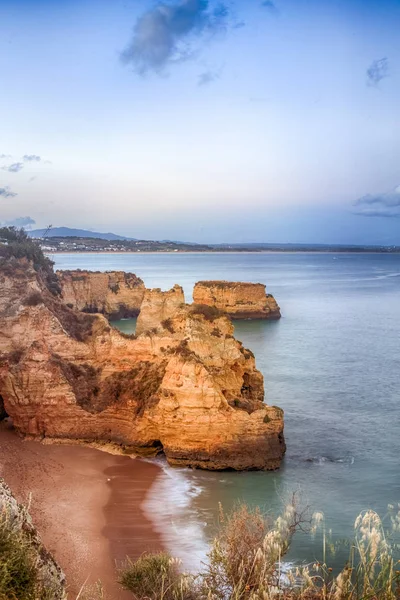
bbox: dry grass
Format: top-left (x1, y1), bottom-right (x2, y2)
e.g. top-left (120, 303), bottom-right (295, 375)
top-left (0, 510), bottom-right (63, 600)
top-left (118, 500), bottom-right (400, 600)
top-left (119, 552), bottom-right (197, 600)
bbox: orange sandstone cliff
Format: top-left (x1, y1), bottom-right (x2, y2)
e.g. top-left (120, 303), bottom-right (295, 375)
top-left (135, 285), bottom-right (185, 336)
top-left (57, 270), bottom-right (145, 318)
top-left (193, 281), bottom-right (281, 320)
top-left (0, 259), bottom-right (285, 471)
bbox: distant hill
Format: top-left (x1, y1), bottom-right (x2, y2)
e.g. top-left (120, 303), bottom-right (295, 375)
top-left (28, 227), bottom-right (133, 241)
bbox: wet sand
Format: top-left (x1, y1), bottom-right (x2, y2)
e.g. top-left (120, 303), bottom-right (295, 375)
top-left (0, 422), bottom-right (163, 599)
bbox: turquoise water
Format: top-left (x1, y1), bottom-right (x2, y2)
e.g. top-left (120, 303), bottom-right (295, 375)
top-left (53, 252), bottom-right (400, 568)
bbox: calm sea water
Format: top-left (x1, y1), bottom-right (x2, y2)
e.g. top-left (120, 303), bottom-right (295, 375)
top-left (53, 252), bottom-right (400, 569)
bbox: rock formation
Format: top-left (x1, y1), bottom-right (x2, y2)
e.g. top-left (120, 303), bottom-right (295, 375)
top-left (193, 281), bottom-right (281, 320)
top-left (57, 270), bottom-right (145, 318)
top-left (0, 478), bottom-right (66, 598)
top-left (135, 285), bottom-right (185, 336)
top-left (0, 255), bottom-right (285, 471)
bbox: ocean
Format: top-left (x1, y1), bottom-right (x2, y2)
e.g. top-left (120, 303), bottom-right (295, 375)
top-left (53, 252), bottom-right (400, 570)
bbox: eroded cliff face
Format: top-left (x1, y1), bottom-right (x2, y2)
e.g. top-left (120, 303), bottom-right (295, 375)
top-left (0, 259), bottom-right (285, 470)
top-left (135, 285), bottom-right (185, 336)
top-left (193, 281), bottom-right (281, 320)
top-left (57, 270), bottom-right (145, 318)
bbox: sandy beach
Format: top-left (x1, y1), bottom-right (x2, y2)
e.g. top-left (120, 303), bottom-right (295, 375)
top-left (0, 421), bottom-right (163, 599)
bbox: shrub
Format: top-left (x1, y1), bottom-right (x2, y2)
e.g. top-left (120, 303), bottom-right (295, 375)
top-left (190, 304), bottom-right (225, 322)
top-left (0, 227), bottom-right (61, 296)
top-left (117, 331), bottom-right (137, 340)
top-left (82, 306), bottom-right (100, 314)
top-left (117, 501), bottom-right (400, 600)
top-left (101, 361), bottom-right (166, 417)
top-left (2, 349), bottom-right (24, 365)
top-left (211, 328), bottom-right (222, 338)
top-left (52, 356), bottom-right (101, 413)
top-left (162, 318), bottom-right (175, 333)
top-left (22, 291), bottom-right (43, 306)
top-left (0, 510), bottom-right (62, 600)
top-left (47, 300), bottom-right (96, 342)
top-left (0, 513), bottom-right (39, 600)
top-left (119, 552), bottom-right (196, 600)
top-left (174, 340), bottom-right (198, 361)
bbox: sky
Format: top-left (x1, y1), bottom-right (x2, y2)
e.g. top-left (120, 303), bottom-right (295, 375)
top-left (0, 0), bottom-right (400, 245)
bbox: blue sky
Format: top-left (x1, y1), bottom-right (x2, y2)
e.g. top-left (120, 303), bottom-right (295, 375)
top-left (0, 0), bottom-right (399, 244)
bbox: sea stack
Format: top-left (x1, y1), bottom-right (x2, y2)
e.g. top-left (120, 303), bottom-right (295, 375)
top-left (193, 281), bottom-right (281, 320)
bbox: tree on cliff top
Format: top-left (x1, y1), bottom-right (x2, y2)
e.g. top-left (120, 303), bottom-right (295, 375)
top-left (0, 226), bottom-right (60, 295)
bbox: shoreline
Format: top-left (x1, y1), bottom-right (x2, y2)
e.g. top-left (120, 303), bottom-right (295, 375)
top-left (46, 250), bottom-right (400, 255)
top-left (0, 422), bottom-right (163, 599)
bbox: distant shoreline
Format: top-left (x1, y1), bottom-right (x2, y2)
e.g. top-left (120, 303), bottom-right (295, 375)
top-left (46, 249), bottom-right (400, 255)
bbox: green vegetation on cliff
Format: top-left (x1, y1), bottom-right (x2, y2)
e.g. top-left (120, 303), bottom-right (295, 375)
top-left (0, 227), bottom-right (60, 295)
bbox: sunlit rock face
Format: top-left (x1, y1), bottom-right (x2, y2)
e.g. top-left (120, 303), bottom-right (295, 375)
top-left (135, 285), bottom-right (185, 336)
top-left (0, 260), bottom-right (285, 471)
top-left (193, 281), bottom-right (281, 320)
top-left (57, 270), bottom-right (145, 318)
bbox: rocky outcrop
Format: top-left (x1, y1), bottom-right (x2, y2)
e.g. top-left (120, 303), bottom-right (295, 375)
top-left (57, 270), bottom-right (145, 318)
top-left (135, 285), bottom-right (185, 336)
top-left (193, 281), bottom-right (281, 320)
top-left (0, 478), bottom-right (66, 598)
top-left (0, 258), bottom-right (285, 471)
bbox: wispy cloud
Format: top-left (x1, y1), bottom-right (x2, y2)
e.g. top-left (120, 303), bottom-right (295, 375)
top-left (2, 162), bottom-right (24, 173)
top-left (0, 154), bottom-right (11, 159)
top-left (0, 186), bottom-right (17, 198)
top-left (260, 0), bottom-right (278, 14)
top-left (198, 68), bottom-right (221, 86)
top-left (354, 185), bottom-right (400, 218)
top-left (366, 57), bottom-right (389, 86)
top-left (2, 216), bottom-right (36, 229)
top-left (121, 0), bottom-right (230, 75)
top-left (23, 154), bottom-right (41, 162)
top-left (261, 1), bottom-right (275, 9)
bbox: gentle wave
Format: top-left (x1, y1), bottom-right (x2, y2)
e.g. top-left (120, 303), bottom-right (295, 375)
top-left (305, 455), bottom-right (355, 465)
top-left (141, 458), bottom-right (209, 571)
